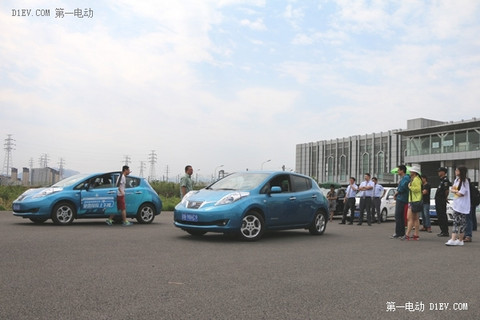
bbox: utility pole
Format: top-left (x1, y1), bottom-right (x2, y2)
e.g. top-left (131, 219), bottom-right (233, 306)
top-left (39, 153), bottom-right (49, 168)
top-left (123, 155), bottom-right (131, 166)
top-left (58, 158), bottom-right (65, 179)
top-left (148, 150), bottom-right (157, 181)
top-left (164, 165), bottom-right (170, 182)
top-left (2, 134), bottom-right (15, 176)
top-left (138, 161), bottom-right (146, 178)
top-left (29, 158), bottom-right (34, 185)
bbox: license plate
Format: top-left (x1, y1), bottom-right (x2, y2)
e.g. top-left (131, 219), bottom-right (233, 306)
top-left (182, 213), bottom-right (198, 222)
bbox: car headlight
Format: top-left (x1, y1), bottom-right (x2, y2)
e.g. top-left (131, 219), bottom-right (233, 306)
top-left (32, 187), bottom-right (62, 198)
top-left (215, 192), bottom-right (249, 206)
top-left (181, 191), bottom-right (198, 205)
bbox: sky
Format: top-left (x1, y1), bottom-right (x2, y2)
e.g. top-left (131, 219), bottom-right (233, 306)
top-left (1, 0), bottom-right (480, 182)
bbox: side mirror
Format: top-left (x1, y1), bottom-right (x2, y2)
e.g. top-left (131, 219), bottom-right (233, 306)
top-left (83, 182), bottom-right (90, 191)
top-left (270, 186), bottom-right (282, 194)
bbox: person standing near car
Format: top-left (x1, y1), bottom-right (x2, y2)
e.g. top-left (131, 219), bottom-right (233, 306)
top-left (436, 167), bottom-right (451, 237)
top-left (445, 166), bottom-right (470, 246)
top-left (391, 165), bottom-right (410, 239)
top-left (340, 177), bottom-right (358, 225)
top-left (420, 175), bottom-right (432, 233)
top-left (106, 165), bottom-right (133, 226)
top-left (463, 178), bottom-right (478, 243)
top-left (357, 173), bottom-right (375, 226)
top-left (371, 177), bottom-right (385, 224)
top-left (180, 165), bottom-right (194, 198)
top-left (327, 185), bottom-right (337, 222)
top-left (405, 167), bottom-right (422, 240)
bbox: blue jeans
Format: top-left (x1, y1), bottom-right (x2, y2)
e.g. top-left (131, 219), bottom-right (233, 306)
top-left (422, 203), bottom-right (431, 228)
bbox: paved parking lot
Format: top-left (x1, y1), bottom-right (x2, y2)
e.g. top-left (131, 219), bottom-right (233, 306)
top-left (0, 211), bottom-right (478, 320)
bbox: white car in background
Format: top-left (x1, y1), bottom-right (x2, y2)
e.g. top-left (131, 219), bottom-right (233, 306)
top-left (427, 188), bottom-right (454, 223)
top-left (353, 187), bottom-right (397, 222)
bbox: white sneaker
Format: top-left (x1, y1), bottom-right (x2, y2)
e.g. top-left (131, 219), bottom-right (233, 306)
top-left (445, 239), bottom-right (456, 246)
top-left (457, 240), bottom-right (464, 246)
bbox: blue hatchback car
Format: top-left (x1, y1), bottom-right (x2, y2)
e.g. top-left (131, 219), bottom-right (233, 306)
top-left (13, 172), bottom-right (162, 225)
top-left (174, 171), bottom-right (328, 241)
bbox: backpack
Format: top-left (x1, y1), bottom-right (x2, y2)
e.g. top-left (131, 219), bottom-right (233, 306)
top-left (470, 182), bottom-right (480, 208)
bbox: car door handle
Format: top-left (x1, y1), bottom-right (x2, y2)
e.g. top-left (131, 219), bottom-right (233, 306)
top-left (135, 191), bottom-right (142, 194)
top-left (289, 197), bottom-right (297, 201)
top-left (107, 191), bottom-right (116, 194)
top-left (312, 195), bottom-right (317, 199)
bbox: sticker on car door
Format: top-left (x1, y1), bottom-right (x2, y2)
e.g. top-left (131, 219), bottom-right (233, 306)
top-left (81, 196), bottom-right (115, 209)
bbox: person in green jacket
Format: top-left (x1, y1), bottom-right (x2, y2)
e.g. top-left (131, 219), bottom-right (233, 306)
top-left (406, 166), bottom-right (422, 240)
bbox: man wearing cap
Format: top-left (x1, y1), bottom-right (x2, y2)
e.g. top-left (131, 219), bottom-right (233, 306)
top-left (436, 167), bottom-right (451, 237)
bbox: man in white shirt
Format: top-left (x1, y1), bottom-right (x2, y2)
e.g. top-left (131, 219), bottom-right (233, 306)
top-left (358, 173), bottom-right (375, 226)
top-left (371, 177), bottom-right (385, 224)
top-left (106, 166), bottom-right (133, 226)
top-left (340, 177), bottom-right (358, 225)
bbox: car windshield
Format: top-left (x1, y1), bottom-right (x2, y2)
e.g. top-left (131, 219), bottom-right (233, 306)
top-left (209, 172), bottom-right (270, 191)
top-left (52, 174), bottom-right (90, 188)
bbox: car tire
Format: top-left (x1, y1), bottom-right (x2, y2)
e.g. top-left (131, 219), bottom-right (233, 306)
top-left (239, 211), bottom-right (264, 241)
top-left (381, 209), bottom-right (388, 222)
top-left (51, 202), bottom-right (75, 225)
top-left (29, 217), bottom-right (48, 224)
top-left (136, 203), bottom-right (156, 224)
top-left (186, 230), bottom-right (207, 236)
top-left (309, 210), bottom-right (327, 235)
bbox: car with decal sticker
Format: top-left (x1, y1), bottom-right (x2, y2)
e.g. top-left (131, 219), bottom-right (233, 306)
top-left (12, 172), bottom-right (162, 225)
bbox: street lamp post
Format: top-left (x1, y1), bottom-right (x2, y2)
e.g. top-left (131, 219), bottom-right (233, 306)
top-left (261, 159), bottom-right (271, 170)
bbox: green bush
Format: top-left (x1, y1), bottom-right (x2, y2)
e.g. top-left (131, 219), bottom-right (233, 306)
top-left (0, 185), bottom-right (29, 211)
top-left (150, 180), bottom-right (206, 211)
top-left (160, 196), bottom-right (181, 211)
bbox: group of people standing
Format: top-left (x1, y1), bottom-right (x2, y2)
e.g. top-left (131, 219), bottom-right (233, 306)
top-left (329, 165), bottom-right (478, 246)
top-left (390, 165), bottom-right (478, 246)
top-left (335, 173), bottom-right (386, 225)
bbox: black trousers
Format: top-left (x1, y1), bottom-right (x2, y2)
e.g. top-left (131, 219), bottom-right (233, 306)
top-left (436, 199), bottom-right (449, 234)
top-left (342, 198), bottom-right (356, 223)
top-left (358, 197), bottom-right (372, 225)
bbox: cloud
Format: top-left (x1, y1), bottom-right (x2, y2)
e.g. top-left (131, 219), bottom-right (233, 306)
top-left (283, 3), bottom-right (305, 29)
top-left (240, 18), bottom-right (266, 30)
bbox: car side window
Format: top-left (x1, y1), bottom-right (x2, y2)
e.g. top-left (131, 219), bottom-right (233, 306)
top-left (387, 189), bottom-right (395, 199)
top-left (291, 175), bottom-right (311, 192)
top-left (126, 177), bottom-right (140, 188)
top-left (268, 174), bottom-right (292, 193)
top-left (90, 175), bottom-right (114, 189)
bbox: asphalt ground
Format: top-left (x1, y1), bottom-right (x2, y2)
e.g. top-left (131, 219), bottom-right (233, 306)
top-left (0, 211), bottom-right (478, 320)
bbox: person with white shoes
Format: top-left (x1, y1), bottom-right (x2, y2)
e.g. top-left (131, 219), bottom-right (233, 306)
top-left (445, 166), bottom-right (470, 246)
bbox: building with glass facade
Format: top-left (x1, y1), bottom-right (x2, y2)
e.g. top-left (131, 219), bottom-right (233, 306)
top-left (296, 117), bottom-right (480, 186)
